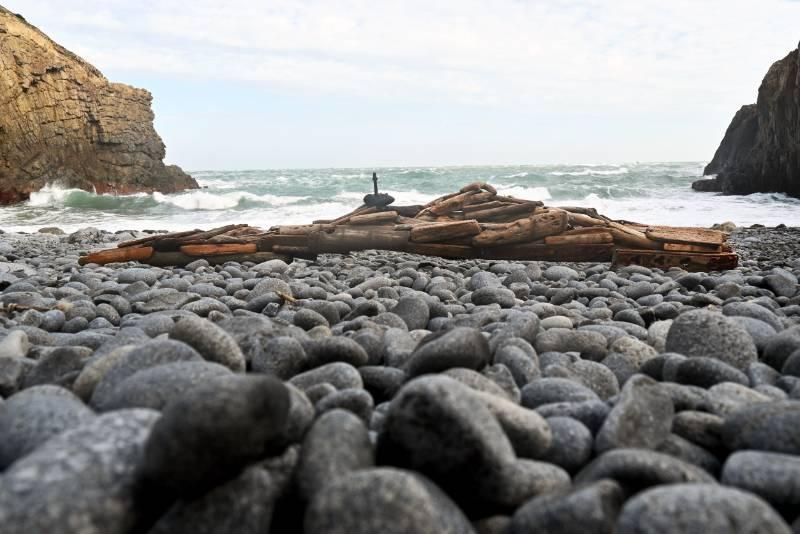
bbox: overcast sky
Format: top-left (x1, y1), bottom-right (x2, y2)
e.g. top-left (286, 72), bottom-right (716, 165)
top-left (6, 1), bottom-right (800, 169)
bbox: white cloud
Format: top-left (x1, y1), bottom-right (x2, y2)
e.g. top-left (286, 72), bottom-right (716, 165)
top-left (10, 0), bottom-right (798, 116)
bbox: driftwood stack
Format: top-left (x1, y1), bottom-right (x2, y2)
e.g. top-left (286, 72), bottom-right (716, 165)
top-left (79, 182), bottom-right (738, 272)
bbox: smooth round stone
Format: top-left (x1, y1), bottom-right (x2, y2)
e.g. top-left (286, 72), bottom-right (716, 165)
top-left (534, 329), bottom-right (607, 361)
top-left (540, 316), bottom-right (573, 330)
top-left (721, 401), bottom-right (800, 454)
top-left (377, 375), bottom-right (545, 510)
top-left (0, 385), bottom-right (95, 469)
top-left (781, 349), bottom-right (800, 377)
top-left (664, 309), bottom-right (758, 371)
top-left (601, 352), bottom-right (640, 387)
top-left (290, 362), bottom-right (364, 392)
top-left (508, 479), bottom-right (623, 534)
top-left (544, 360), bottom-right (619, 400)
top-left (521, 378), bottom-right (600, 409)
top-left (170, 315), bottom-right (246, 372)
top-left (469, 271), bottom-right (502, 290)
top-left (707, 382), bottom-right (773, 416)
top-left (390, 296), bottom-right (430, 330)
top-left (294, 308), bottom-right (330, 330)
top-left (251, 336), bottom-right (308, 380)
top-left (544, 266), bottom-right (579, 282)
top-left (140, 375), bottom-right (290, 498)
top-left (405, 327), bottom-right (490, 378)
top-left (535, 399), bottom-right (610, 434)
top-left (539, 416), bottom-right (593, 472)
top-left (595, 374), bottom-right (673, 454)
top-left (656, 433), bottom-right (721, 475)
top-left (307, 336), bottom-right (370, 368)
top-left (470, 389), bottom-right (552, 459)
top-left (575, 448), bottom-right (716, 490)
top-left (494, 344), bottom-right (541, 387)
top-left (763, 325), bottom-right (800, 370)
top-left (615, 484), bottom-right (791, 534)
top-left (304, 468), bottom-right (473, 534)
top-left (358, 366), bottom-right (406, 403)
top-left (118, 267), bottom-right (158, 285)
top-left (672, 411), bottom-right (724, 449)
top-left (472, 287), bottom-right (517, 308)
top-left (0, 330), bottom-right (29, 359)
top-left (723, 301), bottom-right (784, 332)
top-left (444, 367), bottom-right (516, 402)
top-left (102, 361), bottom-right (233, 411)
top-left (90, 339), bottom-right (203, 410)
top-left (729, 316), bottom-right (777, 353)
top-left (675, 357), bottom-right (749, 388)
top-left (315, 388), bottom-right (374, 424)
top-left (0, 409), bottom-right (159, 534)
top-left (22, 345), bottom-right (91, 388)
top-left (149, 465), bottom-right (276, 534)
top-left (721, 450), bottom-right (800, 510)
top-left (296, 409), bottom-right (374, 501)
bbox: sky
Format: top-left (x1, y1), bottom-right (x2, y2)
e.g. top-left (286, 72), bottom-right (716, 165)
top-left (5, 1), bottom-right (800, 170)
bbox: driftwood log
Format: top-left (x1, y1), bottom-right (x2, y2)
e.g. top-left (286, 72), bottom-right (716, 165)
top-left (81, 183), bottom-right (738, 271)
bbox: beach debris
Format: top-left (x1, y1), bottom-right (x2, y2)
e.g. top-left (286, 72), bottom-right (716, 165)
top-left (79, 183), bottom-right (738, 272)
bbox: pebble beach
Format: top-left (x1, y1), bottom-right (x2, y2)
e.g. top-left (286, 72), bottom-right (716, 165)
top-left (0, 225), bottom-right (799, 533)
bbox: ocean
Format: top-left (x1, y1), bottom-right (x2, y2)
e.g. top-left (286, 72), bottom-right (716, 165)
top-left (2, 162), bottom-right (799, 233)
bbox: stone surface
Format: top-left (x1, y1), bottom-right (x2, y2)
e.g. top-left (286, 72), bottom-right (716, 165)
top-left (721, 400), bottom-right (800, 454)
top-left (508, 479), bottom-right (623, 534)
top-left (296, 409), bottom-right (374, 501)
top-left (0, 385), bottom-right (95, 468)
top-left (0, 409), bottom-right (159, 534)
top-left (304, 468), bottom-right (474, 534)
top-left (170, 316), bottom-right (246, 372)
top-left (595, 374), bottom-right (673, 453)
top-left (405, 327), bottom-right (490, 377)
top-left (721, 450), bottom-right (800, 510)
top-left (665, 309), bottom-right (758, 370)
top-left (616, 484), bottom-right (792, 534)
top-left (0, 7), bottom-right (197, 205)
top-left (139, 375), bottom-right (290, 498)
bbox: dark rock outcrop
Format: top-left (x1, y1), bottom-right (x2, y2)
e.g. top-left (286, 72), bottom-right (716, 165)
top-left (0, 6), bottom-right (198, 205)
top-left (694, 43), bottom-right (799, 197)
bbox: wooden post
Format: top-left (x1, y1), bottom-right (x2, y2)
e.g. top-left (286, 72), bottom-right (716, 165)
top-left (472, 209), bottom-right (568, 247)
top-left (410, 220), bottom-right (482, 243)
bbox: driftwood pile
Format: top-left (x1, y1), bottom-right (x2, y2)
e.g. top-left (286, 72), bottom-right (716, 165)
top-left (79, 182), bottom-right (738, 272)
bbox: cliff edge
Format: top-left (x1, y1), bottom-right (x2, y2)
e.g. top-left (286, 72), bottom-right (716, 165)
top-left (693, 44), bottom-right (800, 197)
top-left (0, 6), bottom-right (198, 204)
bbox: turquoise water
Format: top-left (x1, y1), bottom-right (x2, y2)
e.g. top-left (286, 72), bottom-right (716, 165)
top-left (2, 162), bottom-right (799, 232)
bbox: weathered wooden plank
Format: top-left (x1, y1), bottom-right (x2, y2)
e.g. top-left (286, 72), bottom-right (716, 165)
top-left (153, 224), bottom-right (250, 251)
top-left (180, 244), bottom-right (258, 256)
top-left (349, 211), bottom-right (399, 225)
top-left (663, 242), bottom-right (723, 253)
top-left (468, 201), bottom-right (542, 222)
top-left (79, 246), bottom-right (154, 266)
top-left (278, 224), bottom-right (323, 235)
top-left (544, 232), bottom-right (613, 245)
top-left (410, 220), bottom-right (481, 243)
top-left (472, 209), bottom-right (568, 247)
top-left (608, 222), bottom-right (662, 250)
top-left (308, 226), bottom-right (411, 253)
top-left (645, 226), bottom-right (726, 246)
top-left (567, 213), bottom-right (607, 227)
top-left (612, 249), bottom-right (738, 272)
top-left (459, 181), bottom-right (497, 195)
top-left (257, 234), bottom-right (309, 250)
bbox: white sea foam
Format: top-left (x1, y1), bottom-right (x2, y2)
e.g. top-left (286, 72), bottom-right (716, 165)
top-left (496, 185), bottom-right (552, 201)
top-left (152, 191), bottom-right (308, 210)
top-left (28, 185), bottom-right (84, 206)
top-left (549, 167), bottom-right (629, 176)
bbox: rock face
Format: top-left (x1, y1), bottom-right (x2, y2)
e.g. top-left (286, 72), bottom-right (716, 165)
top-left (0, 7), bottom-right (197, 204)
top-left (694, 43), bottom-right (799, 197)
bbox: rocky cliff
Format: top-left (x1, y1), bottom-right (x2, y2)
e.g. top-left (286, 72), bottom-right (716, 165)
top-left (0, 6), bottom-right (197, 204)
top-left (694, 44), bottom-right (800, 197)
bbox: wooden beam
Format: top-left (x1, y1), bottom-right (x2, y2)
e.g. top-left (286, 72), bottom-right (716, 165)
top-left (410, 220), bottom-right (481, 243)
top-left (79, 246), bottom-right (154, 266)
top-left (645, 226), bottom-right (726, 246)
top-left (612, 248), bottom-right (738, 272)
top-left (180, 244), bottom-right (258, 256)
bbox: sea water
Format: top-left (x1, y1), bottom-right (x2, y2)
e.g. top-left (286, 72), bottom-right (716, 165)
top-left (1, 162), bottom-right (799, 232)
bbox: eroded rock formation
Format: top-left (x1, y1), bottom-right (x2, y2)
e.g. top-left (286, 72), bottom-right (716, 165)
top-left (0, 6), bottom-right (197, 204)
top-left (694, 43), bottom-right (800, 197)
